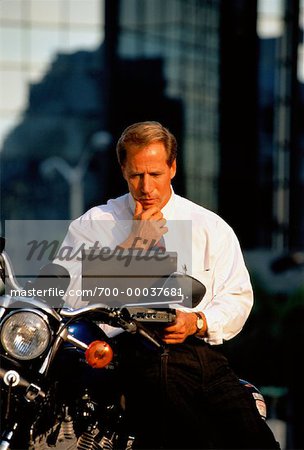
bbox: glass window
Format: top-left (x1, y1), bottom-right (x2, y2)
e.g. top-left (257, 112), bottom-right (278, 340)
top-left (120, 0), bottom-right (138, 26)
top-left (257, 0), bottom-right (284, 37)
top-left (0, 116), bottom-right (19, 144)
top-left (67, 0), bottom-right (102, 26)
top-left (0, 26), bottom-right (24, 63)
top-left (29, 28), bottom-right (61, 64)
top-left (0, 70), bottom-right (27, 111)
top-left (67, 29), bottom-right (102, 52)
top-left (0, 0), bottom-right (105, 152)
top-left (0, 0), bottom-right (24, 22)
top-left (29, 0), bottom-right (61, 24)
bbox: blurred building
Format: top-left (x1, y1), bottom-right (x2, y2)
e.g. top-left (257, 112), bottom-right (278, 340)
top-left (107, 0), bottom-right (220, 211)
top-left (0, 0), bottom-right (106, 220)
top-left (256, 0), bottom-right (304, 252)
top-left (1, 47), bottom-right (108, 219)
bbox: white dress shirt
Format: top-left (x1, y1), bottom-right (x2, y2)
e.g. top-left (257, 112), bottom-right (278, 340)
top-left (56, 190), bottom-right (253, 345)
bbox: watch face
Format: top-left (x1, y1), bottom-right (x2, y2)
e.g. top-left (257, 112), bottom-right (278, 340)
top-left (197, 317), bottom-right (204, 329)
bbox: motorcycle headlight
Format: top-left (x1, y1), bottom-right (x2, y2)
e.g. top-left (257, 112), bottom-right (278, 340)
top-left (0, 310), bottom-right (51, 360)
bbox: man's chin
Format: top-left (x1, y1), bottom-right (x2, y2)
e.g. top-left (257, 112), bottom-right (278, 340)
top-left (140, 199), bottom-right (158, 209)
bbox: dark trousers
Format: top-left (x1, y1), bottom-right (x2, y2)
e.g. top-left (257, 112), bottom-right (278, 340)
top-left (119, 335), bottom-right (280, 449)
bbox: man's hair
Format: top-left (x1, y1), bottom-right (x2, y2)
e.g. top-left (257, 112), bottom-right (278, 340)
top-left (116, 121), bottom-right (177, 167)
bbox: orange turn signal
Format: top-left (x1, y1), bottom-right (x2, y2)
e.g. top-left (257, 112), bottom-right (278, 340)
top-left (85, 340), bottom-right (113, 369)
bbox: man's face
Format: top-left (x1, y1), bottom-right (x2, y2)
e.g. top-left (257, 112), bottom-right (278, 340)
top-left (121, 141), bottom-right (176, 210)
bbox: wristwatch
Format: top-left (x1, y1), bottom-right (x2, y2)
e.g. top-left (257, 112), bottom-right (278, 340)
top-left (194, 312), bottom-right (205, 333)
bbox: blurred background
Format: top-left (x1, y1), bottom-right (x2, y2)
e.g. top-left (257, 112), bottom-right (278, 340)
top-left (0, 0), bottom-right (303, 448)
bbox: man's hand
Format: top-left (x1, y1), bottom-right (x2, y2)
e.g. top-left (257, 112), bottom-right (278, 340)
top-left (121, 201), bottom-right (168, 249)
top-left (161, 310), bottom-right (198, 344)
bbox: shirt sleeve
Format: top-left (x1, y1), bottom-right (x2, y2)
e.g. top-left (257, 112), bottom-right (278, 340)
top-left (53, 212), bottom-right (115, 309)
top-left (52, 218), bottom-right (91, 309)
top-left (197, 222), bottom-right (253, 345)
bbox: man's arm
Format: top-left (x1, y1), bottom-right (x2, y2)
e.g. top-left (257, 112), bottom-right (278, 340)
top-left (163, 223), bottom-right (253, 345)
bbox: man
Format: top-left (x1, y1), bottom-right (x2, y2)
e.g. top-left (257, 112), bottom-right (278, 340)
top-left (58, 121), bottom-right (279, 449)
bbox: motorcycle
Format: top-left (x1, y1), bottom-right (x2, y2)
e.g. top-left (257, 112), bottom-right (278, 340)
top-left (0, 238), bottom-right (267, 450)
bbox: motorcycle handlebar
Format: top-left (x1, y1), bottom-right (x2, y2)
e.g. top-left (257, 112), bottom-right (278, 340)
top-left (60, 304), bottom-right (166, 350)
top-left (60, 303), bottom-right (113, 319)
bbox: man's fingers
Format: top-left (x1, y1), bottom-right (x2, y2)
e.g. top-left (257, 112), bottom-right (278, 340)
top-left (160, 226), bottom-right (168, 237)
top-left (140, 207), bottom-right (163, 221)
top-left (134, 201), bottom-right (143, 218)
top-left (131, 202), bottom-right (167, 247)
top-left (162, 333), bottom-right (186, 344)
top-left (134, 202), bottom-right (167, 223)
top-left (159, 218), bottom-right (167, 228)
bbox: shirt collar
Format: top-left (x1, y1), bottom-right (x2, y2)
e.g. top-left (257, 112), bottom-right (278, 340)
top-left (127, 187), bottom-right (175, 218)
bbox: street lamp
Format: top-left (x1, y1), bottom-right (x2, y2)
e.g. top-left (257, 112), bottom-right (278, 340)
top-left (40, 131), bottom-right (112, 219)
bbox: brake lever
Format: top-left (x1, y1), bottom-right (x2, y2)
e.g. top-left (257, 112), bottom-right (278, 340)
top-left (113, 310), bottom-right (164, 350)
top-left (136, 323), bottom-right (164, 349)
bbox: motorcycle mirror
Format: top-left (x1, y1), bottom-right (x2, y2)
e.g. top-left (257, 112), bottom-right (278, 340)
top-left (85, 340), bottom-right (113, 369)
top-left (162, 272), bottom-right (206, 308)
top-left (26, 263), bottom-right (71, 307)
top-left (36, 263), bottom-right (70, 290)
top-left (189, 275), bottom-right (207, 307)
